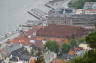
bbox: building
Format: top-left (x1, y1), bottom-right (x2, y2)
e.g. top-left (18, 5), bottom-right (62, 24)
top-left (71, 14), bottom-right (96, 26)
top-left (10, 47), bottom-right (31, 62)
top-left (44, 51), bottom-right (57, 63)
top-left (0, 43), bottom-right (23, 58)
top-left (28, 57), bottom-right (37, 63)
top-left (36, 24), bottom-right (89, 39)
top-left (79, 43), bottom-right (91, 50)
top-left (47, 11), bottom-right (96, 26)
top-left (75, 9), bottom-right (96, 15)
top-left (84, 2), bottom-right (96, 9)
top-left (46, 14), bottom-right (72, 25)
top-left (20, 20), bottom-right (43, 31)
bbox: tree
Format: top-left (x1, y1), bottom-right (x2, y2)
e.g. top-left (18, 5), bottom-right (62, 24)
top-left (78, 37), bottom-right (86, 43)
top-left (70, 50), bottom-right (96, 63)
top-left (69, 40), bottom-right (77, 48)
top-left (86, 31), bottom-right (96, 49)
top-left (44, 40), bottom-right (59, 53)
top-left (69, 0), bottom-right (96, 9)
top-left (70, 31), bottom-right (96, 63)
top-left (36, 56), bottom-right (45, 63)
top-left (61, 43), bottom-right (70, 54)
top-left (94, 23), bottom-right (96, 30)
top-left (69, 0), bottom-right (85, 9)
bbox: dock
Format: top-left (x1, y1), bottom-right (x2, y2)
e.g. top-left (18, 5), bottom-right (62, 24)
top-left (28, 8), bottom-right (47, 21)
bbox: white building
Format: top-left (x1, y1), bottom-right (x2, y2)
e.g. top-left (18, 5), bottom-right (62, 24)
top-left (84, 2), bottom-right (96, 9)
top-left (79, 43), bottom-right (91, 50)
top-left (44, 51), bottom-right (57, 63)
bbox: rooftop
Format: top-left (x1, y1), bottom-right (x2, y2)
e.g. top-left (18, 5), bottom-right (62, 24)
top-left (37, 24), bottom-right (89, 39)
top-left (51, 58), bottom-right (64, 63)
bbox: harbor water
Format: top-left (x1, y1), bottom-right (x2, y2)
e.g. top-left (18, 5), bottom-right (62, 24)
top-left (0, 0), bottom-right (50, 36)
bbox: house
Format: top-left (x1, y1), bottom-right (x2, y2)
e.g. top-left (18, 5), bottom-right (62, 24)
top-left (28, 57), bottom-right (37, 63)
top-left (79, 43), bottom-right (91, 50)
top-left (44, 51), bottom-right (57, 63)
top-left (9, 36), bottom-right (31, 45)
top-left (10, 47), bottom-right (31, 62)
top-left (0, 43), bottom-right (23, 58)
top-left (68, 47), bottom-right (85, 57)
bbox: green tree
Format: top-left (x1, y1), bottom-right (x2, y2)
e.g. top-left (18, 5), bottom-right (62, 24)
top-left (44, 40), bottom-right (59, 53)
top-left (69, 39), bottom-right (77, 48)
top-left (86, 31), bottom-right (96, 49)
top-left (61, 43), bottom-right (70, 53)
top-left (70, 50), bottom-right (96, 63)
top-left (69, 0), bottom-right (96, 9)
top-left (94, 23), bottom-right (96, 30)
top-left (71, 56), bottom-right (84, 63)
top-left (69, 0), bottom-right (85, 9)
top-left (70, 31), bottom-right (96, 63)
top-left (36, 56), bottom-right (45, 63)
top-left (78, 37), bottom-right (86, 43)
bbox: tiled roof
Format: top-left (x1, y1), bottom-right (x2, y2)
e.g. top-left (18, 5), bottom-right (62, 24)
top-left (68, 50), bottom-right (76, 55)
top-left (68, 48), bottom-right (83, 55)
top-left (24, 25), bottom-right (45, 35)
top-left (9, 36), bottom-right (31, 45)
top-left (29, 57), bottom-right (37, 63)
top-left (37, 24), bottom-right (88, 39)
top-left (31, 36), bottom-right (68, 46)
top-left (9, 36), bottom-right (44, 48)
top-left (51, 59), bottom-right (64, 63)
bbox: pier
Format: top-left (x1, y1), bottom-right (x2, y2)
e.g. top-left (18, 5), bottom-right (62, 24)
top-left (28, 8), bottom-right (47, 21)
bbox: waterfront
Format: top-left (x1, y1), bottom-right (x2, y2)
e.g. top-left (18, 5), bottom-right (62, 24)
top-left (0, 0), bottom-right (49, 36)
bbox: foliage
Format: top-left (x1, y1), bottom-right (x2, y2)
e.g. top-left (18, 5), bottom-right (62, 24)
top-left (69, 39), bottom-right (77, 48)
top-left (86, 31), bottom-right (96, 48)
top-left (36, 56), bottom-right (45, 63)
top-left (44, 40), bottom-right (59, 53)
top-left (69, 0), bottom-right (96, 9)
top-left (70, 31), bottom-right (96, 63)
top-left (94, 23), bottom-right (96, 30)
top-left (78, 37), bottom-right (86, 43)
top-left (61, 43), bottom-right (70, 53)
top-left (71, 56), bottom-right (84, 63)
top-left (70, 50), bottom-right (96, 63)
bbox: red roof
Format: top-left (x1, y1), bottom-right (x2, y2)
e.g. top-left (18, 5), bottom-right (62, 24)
top-left (68, 50), bottom-right (76, 55)
top-left (37, 24), bottom-right (88, 39)
top-left (9, 36), bottom-right (31, 45)
top-left (51, 59), bottom-right (64, 63)
top-left (29, 57), bottom-right (36, 63)
top-left (82, 9), bottom-right (96, 11)
top-left (31, 36), bottom-right (68, 46)
top-left (24, 25), bottom-right (45, 35)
